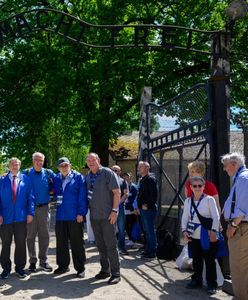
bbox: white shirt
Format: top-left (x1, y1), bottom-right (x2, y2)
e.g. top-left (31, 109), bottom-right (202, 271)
top-left (181, 195), bottom-right (220, 239)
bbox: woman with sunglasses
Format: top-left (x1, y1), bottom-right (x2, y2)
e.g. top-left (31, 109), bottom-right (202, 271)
top-left (181, 176), bottom-right (220, 295)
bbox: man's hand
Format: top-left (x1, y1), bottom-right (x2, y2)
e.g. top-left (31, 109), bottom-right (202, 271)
top-left (226, 224), bottom-right (237, 239)
top-left (108, 211), bottom-right (118, 224)
top-left (76, 215), bottom-right (84, 223)
top-left (27, 215), bottom-right (33, 224)
top-left (0, 216), bottom-right (3, 225)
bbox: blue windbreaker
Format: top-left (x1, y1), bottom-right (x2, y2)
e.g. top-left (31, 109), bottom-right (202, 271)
top-left (54, 170), bottom-right (88, 221)
top-left (0, 173), bottom-right (35, 224)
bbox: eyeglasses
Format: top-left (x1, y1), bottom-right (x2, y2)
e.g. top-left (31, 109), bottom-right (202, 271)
top-left (191, 184), bottom-right (203, 188)
top-left (112, 169), bottom-right (119, 172)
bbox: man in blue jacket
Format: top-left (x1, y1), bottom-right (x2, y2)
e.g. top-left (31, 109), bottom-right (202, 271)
top-left (25, 152), bottom-right (55, 273)
top-left (0, 157), bottom-right (35, 279)
top-left (53, 157), bottom-right (88, 278)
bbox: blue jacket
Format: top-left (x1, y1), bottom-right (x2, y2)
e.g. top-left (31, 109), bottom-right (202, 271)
top-left (0, 173), bottom-right (35, 224)
top-left (23, 167), bottom-right (55, 205)
top-left (54, 170), bottom-right (88, 221)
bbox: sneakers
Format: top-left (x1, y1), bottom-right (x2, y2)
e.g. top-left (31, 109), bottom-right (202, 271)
top-left (28, 263), bottom-right (37, 272)
top-left (94, 271), bottom-right (111, 280)
top-left (108, 275), bottom-right (121, 285)
top-left (119, 249), bottom-right (129, 255)
top-left (39, 262), bottom-right (53, 272)
top-left (140, 253), bottom-right (156, 259)
top-left (54, 267), bottom-right (70, 275)
top-left (207, 286), bottom-right (217, 294)
top-left (77, 270), bottom-right (85, 278)
top-left (1, 270), bottom-right (10, 279)
top-left (16, 269), bottom-right (28, 279)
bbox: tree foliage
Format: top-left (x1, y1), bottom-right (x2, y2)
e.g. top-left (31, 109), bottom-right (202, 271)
top-left (0, 0), bottom-right (247, 167)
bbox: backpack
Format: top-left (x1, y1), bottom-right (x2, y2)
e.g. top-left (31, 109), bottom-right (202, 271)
top-left (156, 229), bottom-right (177, 260)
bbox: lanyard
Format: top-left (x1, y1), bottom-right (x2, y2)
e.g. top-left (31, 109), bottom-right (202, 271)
top-left (89, 171), bottom-right (100, 191)
top-left (190, 193), bottom-right (205, 221)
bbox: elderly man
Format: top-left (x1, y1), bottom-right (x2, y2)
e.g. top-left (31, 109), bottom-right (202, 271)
top-left (0, 158), bottom-right (34, 279)
top-left (111, 165), bottom-right (128, 255)
top-left (53, 157), bottom-right (87, 277)
top-left (222, 152), bottom-right (248, 300)
top-left (25, 152), bottom-right (55, 272)
top-left (137, 161), bottom-right (158, 259)
top-left (85, 153), bottom-right (121, 284)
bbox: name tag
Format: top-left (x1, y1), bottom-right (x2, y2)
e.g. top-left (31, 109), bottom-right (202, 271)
top-left (187, 222), bottom-right (195, 235)
top-left (57, 195), bottom-right (63, 206)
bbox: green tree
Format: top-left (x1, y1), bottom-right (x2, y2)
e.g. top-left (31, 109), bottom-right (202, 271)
top-left (0, 0), bottom-right (247, 166)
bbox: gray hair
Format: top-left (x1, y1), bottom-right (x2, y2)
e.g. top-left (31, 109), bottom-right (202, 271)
top-left (86, 152), bottom-right (100, 160)
top-left (9, 157), bottom-right (21, 166)
top-left (189, 176), bottom-right (205, 186)
top-left (32, 152), bottom-right (45, 160)
top-left (221, 152), bottom-right (245, 167)
top-left (138, 161), bottom-right (150, 169)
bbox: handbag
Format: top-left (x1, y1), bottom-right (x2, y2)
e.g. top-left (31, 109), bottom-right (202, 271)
top-left (191, 198), bottom-right (213, 230)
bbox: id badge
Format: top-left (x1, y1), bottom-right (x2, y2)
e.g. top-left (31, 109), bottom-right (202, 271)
top-left (88, 190), bottom-right (93, 201)
top-left (187, 222), bottom-right (195, 235)
top-left (57, 195), bottom-right (63, 206)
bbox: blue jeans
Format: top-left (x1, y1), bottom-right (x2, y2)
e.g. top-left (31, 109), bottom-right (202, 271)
top-left (140, 209), bottom-right (157, 255)
top-left (117, 206), bottom-right (126, 250)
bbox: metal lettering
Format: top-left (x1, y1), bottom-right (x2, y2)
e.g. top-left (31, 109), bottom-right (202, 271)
top-left (15, 15), bottom-right (32, 36)
top-left (109, 27), bottom-right (122, 47)
top-left (36, 10), bottom-right (49, 29)
top-left (134, 27), bottom-right (148, 47)
top-left (55, 13), bottom-right (73, 36)
top-left (161, 27), bottom-right (176, 48)
top-left (0, 21), bottom-right (16, 46)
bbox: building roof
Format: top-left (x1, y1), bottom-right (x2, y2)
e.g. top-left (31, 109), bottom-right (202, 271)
top-left (109, 130), bottom-right (244, 160)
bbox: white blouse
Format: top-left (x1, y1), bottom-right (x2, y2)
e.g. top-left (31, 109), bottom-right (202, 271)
top-left (181, 195), bottom-right (220, 239)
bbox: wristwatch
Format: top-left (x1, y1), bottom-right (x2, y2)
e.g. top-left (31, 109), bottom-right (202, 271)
top-left (231, 221), bottom-right (238, 228)
top-left (112, 208), bottom-right (118, 213)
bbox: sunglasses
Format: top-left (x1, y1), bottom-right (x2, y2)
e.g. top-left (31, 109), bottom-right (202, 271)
top-left (191, 184), bottom-right (203, 188)
top-left (112, 169), bottom-right (119, 172)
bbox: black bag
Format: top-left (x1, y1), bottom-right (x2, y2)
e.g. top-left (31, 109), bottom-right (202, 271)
top-left (191, 198), bottom-right (213, 230)
top-left (156, 229), bottom-right (177, 260)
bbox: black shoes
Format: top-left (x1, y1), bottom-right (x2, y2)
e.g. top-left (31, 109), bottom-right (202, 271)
top-left (1, 270), bottom-right (10, 279)
top-left (140, 253), bottom-right (156, 259)
top-left (108, 275), bottom-right (121, 285)
top-left (186, 280), bottom-right (202, 289)
top-left (28, 263), bottom-right (37, 272)
top-left (54, 267), bottom-right (70, 275)
top-left (94, 271), bottom-right (111, 280)
top-left (119, 249), bottom-right (129, 255)
top-left (40, 263), bottom-right (53, 272)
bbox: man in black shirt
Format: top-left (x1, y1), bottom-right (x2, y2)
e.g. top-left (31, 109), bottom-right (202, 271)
top-left (137, 161), bottom-right (158, 258)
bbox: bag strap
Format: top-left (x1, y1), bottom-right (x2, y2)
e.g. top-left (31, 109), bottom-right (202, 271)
top-left (229, 188), bottom-right (236, 220)
top-left (191, 198), bottom-right (205, 225)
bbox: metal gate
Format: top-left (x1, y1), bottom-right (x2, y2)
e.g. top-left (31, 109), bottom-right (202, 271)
top-left (138, 81), bottom-right (229, 244)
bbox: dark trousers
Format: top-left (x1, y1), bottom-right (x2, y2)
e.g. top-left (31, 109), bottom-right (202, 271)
top-left (0, 222), bottom-right (27, 272)
top-left (189, 238), bottom-right (218, 288)
top-left (125, 214), bottom-right (137, 242)
top-left (91, 219), bottom-right (120, 276)
top-left (55, 221), bottom-right (86, 272)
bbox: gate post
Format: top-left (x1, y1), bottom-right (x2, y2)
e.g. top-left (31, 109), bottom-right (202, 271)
top-left (209, 30), bottom-right (231, 281)
top-left (209, 31), bottom-right (231, 209)
top-left (138, 87), bottom-right (152, 162)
